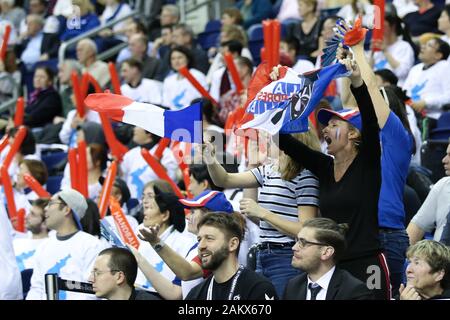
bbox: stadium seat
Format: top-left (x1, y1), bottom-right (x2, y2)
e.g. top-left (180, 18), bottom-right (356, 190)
top-left (46, 175), bottom-right (64, 195)
top-left (248, 24), bottom-right (264, 65)
top-left (430, 112), bottom-right (450, 140)
top-left (197, 20), bottom-right (222, 51)
top-left (41, 151), bottom-right (68, 174)
top-left (420, 140), bottom-right (448, 183)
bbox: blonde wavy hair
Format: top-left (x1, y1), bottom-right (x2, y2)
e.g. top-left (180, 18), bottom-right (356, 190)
top-left (278, 125), bottom-right (321, 181)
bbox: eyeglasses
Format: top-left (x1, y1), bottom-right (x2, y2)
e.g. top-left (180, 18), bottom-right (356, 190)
top-left (295, 237), bottom-right (328, 248)
top-left (47, 200), bottom-right (65, 207)
top-left (90, 269), bottom-right (121, 279)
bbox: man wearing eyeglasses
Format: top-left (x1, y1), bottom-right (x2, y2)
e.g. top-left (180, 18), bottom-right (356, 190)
top-left (89, 248), bottom-right (160, 300)
top-left (283, 218), bottom-right (374, 300)
top-left (26, 189), bottom-right (106, 300)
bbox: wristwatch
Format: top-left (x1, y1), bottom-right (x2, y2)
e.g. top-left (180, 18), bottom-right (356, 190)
top-left (153, 240), bottom-right (165, 253)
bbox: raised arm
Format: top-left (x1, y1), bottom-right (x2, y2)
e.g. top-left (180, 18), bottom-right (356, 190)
top-left (127, 244), bottom-right (182, 300)
top-left (203, 142), bottom-right (260, 189)
top-left (342, 58), bottom-right (381, 161)
top-left (138, 226), bottom-right (203, 281)
top-left (278, 134), bottom-right (332, 179)
top-left (348, 41), bottom-right (391, 129)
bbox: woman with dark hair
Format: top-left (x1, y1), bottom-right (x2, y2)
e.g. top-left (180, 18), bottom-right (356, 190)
top-left (438, 4), bottom-right (450, 48)
top-left (372, 14), bottom-right (416, 86)
top-left (60, 143), bottom-right (107, 200)
top-left (134, 186), bottom-right (197, 295)
top-left (162, 46), bottom-right (207, 110)
top-left (24, 66), bottom-right (62, 127)
top-left (81, 199), bottom-right (101, 238)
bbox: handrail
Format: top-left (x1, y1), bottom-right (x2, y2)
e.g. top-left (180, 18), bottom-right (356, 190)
top-left (58, 10), bottom-right (140, 63)
top-left (182, 0), bottom-right (221, 21)
top-left (0, 73), bottom-right (19, 114)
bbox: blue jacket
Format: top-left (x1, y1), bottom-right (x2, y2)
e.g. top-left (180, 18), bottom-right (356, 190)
top-left (236, 0), bottom-right (273, 29)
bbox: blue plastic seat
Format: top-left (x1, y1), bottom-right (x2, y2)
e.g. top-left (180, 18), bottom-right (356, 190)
top-left (46, 175), bottom-right (63, 195)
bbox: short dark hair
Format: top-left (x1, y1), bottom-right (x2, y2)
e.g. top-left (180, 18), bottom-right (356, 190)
top-left (154, 186), bottom-right (186, 232)
top-left (7, 126), bottom-right (36, 156)
top-left (122, 57), bottom-right (143, 72)
top-left (169, 46), bottom-right (194, 70)
top-left (197, 212), bottom-right (243, 253)
top-left (20, 159), bottom-right (48, 185)
top-left (81, 199), bottom-right (101, 237)
top-left (98, 248), bottom-right (138, 288)
top-left (35, 66), bottom-right (55, 84)
top-left (89, 143), bottom-right (108, 171)
top-left (31, 198), bottom-right (49, 213)
top-left (374, 69), bottom-right (398, 86)
top-left (189, 164), bottom-right (221, 191)
top-left (434, 38), bottom-right (450, 60)
top-left (303, 218), bottom-right (348, 263)
top-left (221, 40), bottom-right (243, 56)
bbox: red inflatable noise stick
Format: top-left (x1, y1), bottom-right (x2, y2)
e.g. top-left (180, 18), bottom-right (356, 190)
top-left (23, 174), bottom-right (51, 198)
top-left (14, 97), bottom-right (24, 126)
top-left (98, 161), bottom-right (118, 219)
top-left (140, 148), bottom-right (184, 199)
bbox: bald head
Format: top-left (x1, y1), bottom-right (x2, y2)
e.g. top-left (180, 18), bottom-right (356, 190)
top-left (76, 39), bottom-right (97, 65)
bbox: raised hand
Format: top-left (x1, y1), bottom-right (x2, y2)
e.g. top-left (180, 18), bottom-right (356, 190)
top-left (399, 284), bottom-right (422, 300)
top-left (138, 224), bottom-right (160, 246)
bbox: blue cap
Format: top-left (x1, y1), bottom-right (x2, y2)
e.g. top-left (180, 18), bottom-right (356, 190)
top-left (179, 190), bottom-right (234, 213)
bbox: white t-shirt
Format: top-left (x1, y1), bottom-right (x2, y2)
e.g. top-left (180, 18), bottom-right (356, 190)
top-left (26, 231), bottom-right (106, 300)
top-left (13, 237), bottom-right (47, 271)
top-left (0, 202), bottom-right (22, 299)
top-left (403, 60), bottom-right (450, 119)
top-left (59, 109), bottom-right (101, 145)
top-left (135, 225), bottom-right (197, 292)
top-left (181, 243), bottom-right (203, 299)
top-left (162, 69), bottom-right (207, 110)
top-left (120, 145), bottom-right (178, 199)
top-left (373, 39), bottom-right (415, 86)
top-left (406, 104), bottom-right (422, 166)
top-left (411, 177), bottom-right (450, 242)
top-left (292, 58), bottom-right (315, 75)
top-left (100, 3), bottom-right (132, 41)
top-left (120, 78), bottom-right (163, 105)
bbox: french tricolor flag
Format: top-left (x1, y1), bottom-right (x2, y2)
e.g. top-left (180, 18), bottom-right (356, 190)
top-left (84, 93), bottom-right (203, 143)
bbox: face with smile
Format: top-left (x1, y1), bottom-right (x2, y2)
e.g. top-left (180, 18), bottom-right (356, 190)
top-left (197, 225), bottom-right (232, 270)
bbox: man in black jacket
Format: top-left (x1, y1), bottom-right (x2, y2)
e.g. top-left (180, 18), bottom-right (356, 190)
top-left (283, 218), bottom-right (374, 300)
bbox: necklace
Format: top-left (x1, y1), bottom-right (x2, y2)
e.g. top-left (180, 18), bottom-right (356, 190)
top-left (206, 265), bottom-right (244, 300)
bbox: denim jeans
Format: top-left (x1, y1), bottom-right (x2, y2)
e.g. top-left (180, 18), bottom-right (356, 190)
top-left (255, 246), bottom-right (302, 298)
top-left (378, 229), bottom-right (410, 297)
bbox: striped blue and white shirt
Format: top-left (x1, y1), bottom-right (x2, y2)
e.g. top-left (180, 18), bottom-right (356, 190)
top-left (251, 164), bottom-right (319, 243)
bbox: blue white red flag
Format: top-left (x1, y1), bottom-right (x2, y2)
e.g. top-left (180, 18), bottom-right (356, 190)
top-left (84, 93), bottom-right (203, 143)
